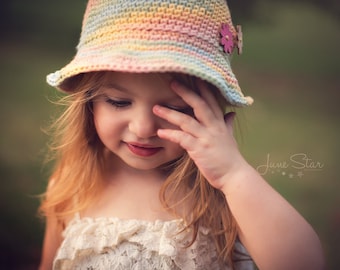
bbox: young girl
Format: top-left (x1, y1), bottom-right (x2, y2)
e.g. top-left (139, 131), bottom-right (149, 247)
top-left (39, 0), bottom-right (324, 269)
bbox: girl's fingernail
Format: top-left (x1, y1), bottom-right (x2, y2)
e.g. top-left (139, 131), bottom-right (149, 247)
top-left (170, 80), bottom-right (179, 88)
top-left (224, 111), bottom-right (236, 121)
top-left (157, 129), bottom-right (165, 136)
top-left (153, 105), bottom-right (164, 114)
top-left (171, 80), bottom-right (184, 91)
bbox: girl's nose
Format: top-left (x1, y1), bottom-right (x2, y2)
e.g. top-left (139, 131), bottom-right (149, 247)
top-left (129, 108), bottom-right (159, 139)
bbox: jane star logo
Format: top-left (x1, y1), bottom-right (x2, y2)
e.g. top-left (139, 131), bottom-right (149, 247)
top-left (257, 153), bottom-right (324, 179)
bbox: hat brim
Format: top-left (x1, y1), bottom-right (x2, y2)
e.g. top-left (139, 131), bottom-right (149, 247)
top-left (47, 39), bottom-right (253, 106)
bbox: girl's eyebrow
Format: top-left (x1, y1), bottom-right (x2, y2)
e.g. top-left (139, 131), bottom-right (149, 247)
top-left (101, 81), bottom-right (185, 103)
top-left (102, 82), bottom-right (130, 93)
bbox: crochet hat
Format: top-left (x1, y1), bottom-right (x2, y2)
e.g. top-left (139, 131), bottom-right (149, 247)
top-left (47, 0), bottom-right (253, 106)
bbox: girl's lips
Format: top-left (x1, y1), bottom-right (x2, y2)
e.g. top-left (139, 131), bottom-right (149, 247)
top-left (126, 143), bottom-right (162, 157)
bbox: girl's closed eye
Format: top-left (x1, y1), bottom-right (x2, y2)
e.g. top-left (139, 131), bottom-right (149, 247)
top-left (105, 97), bottom-right (131, 108)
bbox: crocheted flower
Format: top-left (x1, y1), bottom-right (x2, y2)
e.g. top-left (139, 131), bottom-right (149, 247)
top-left (220, 23), bottom-right (234, 54)
top-left (236, 25), bottom-right (243, 55)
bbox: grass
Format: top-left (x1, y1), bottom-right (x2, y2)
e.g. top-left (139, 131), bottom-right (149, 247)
top-left (0, 1), bottom-right (339, 269)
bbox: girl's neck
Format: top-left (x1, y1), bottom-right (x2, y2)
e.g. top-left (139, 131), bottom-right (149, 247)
top-left (80, 152), bottom-right (175, 221)
top-left (105, 153), bottom-right (167, 184)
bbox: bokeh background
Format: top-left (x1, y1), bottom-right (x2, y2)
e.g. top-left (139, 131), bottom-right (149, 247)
top-left (1, 0), bottom-right (339, 269)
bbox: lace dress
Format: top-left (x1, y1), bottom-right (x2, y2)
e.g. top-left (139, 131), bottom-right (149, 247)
top-left (53, 214), bottom-right (254, 269)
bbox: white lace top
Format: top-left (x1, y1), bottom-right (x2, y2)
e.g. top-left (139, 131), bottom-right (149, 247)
top-left (53, 214), bottom-right (254, 269)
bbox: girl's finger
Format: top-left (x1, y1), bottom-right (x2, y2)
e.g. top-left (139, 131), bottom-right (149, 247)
top-left (196, 79), bottom-right (224, 120)
top-left (170, 81), bottom-right (217, 126)
top-left (157, 128), bottom-right (196, 152)
top-left (153, 105), bottom-right (204, 138)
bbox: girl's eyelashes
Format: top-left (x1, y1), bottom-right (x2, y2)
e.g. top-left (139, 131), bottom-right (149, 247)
top-left (105, 97), bottom-right (131, 108)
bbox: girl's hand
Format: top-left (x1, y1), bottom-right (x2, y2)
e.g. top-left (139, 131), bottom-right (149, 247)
top-left (153, 79), bottom-right (248, 190)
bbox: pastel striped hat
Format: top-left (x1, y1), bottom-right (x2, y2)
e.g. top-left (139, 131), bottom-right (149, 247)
top-left (47, 0), bottom-right (253, 106)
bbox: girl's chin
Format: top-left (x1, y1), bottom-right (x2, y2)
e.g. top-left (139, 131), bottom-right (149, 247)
top-left (105, 150), bottom-right (184, 173)
top-left (122, 158), bottom-right (183, 175)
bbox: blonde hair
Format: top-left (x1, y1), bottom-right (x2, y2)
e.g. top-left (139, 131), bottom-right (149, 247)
top-left (39, 72), bottom-right (238, 267)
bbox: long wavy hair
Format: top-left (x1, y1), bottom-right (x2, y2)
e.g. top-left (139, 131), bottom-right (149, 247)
top-left (39, 71), bottom-right (239, 267)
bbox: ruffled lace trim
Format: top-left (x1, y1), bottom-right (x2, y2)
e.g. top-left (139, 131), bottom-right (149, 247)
top-left (53, 215), bottom-right (253, 270)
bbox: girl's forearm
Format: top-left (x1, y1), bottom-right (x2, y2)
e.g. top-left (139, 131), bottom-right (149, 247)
top-left (221, 164), bottom-right (325, 270)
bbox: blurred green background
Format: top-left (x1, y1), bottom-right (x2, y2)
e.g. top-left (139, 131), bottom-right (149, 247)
top-left (0, 0), bottom-right (339, 269)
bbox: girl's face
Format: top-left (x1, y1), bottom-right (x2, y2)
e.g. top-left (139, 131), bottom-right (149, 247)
top-left (92, 72), bottom-right (189, 172)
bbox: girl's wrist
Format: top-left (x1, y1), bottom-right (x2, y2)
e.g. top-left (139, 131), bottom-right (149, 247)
top-left (219, 161), bottom-right (258, 196)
